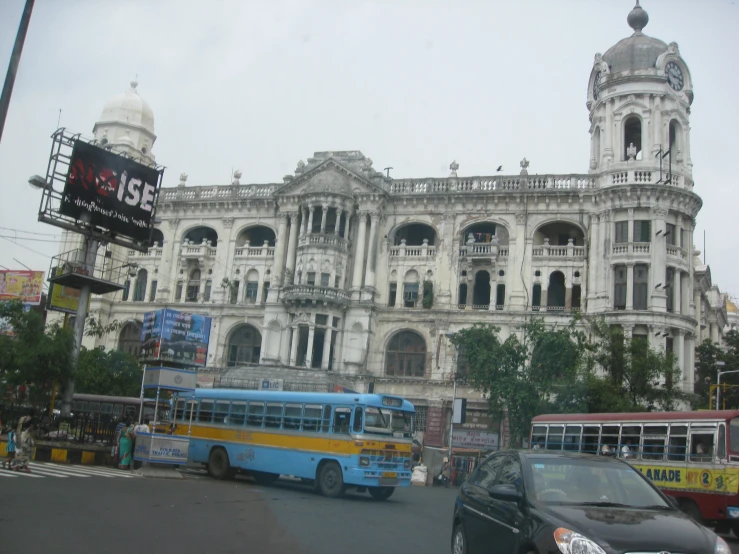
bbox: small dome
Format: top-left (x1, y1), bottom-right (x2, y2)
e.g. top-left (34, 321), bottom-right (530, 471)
top-left (602, 2), bottom-right (668, 74)
top-left (98, 81), bottom-right (155, 134)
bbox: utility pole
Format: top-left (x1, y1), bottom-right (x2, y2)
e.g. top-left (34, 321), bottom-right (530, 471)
top-left (0, 0), bottom-right (35, 145)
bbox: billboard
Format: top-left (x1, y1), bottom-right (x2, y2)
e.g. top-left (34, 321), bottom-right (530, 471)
top-left (140, 308), bottom-right (212, 368)
top-left (46, 266), bottom-right (81, 314)
top-left (59, 139), bottom-right (162, 243)
top-left (0, 270), bottom-right (44, 305)
top-left (451, 430), bottom-right (499, 450)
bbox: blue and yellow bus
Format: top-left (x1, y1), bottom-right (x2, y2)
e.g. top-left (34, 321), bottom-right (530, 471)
top-left (171, 389), bottom-right (416, 500)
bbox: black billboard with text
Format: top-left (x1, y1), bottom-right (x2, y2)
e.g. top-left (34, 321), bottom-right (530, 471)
top-left (59, 140), bottom-right (162, 243)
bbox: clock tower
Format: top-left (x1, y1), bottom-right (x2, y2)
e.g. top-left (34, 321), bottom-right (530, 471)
top-left (587, 1), bottom-right (694, 179)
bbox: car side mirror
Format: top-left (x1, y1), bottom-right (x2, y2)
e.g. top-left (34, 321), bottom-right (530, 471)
top-left (488, 483), bottom-right (522, 502)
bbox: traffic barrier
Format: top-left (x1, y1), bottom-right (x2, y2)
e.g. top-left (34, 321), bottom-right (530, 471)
top-left (0, 439), bottom-right (110, 466)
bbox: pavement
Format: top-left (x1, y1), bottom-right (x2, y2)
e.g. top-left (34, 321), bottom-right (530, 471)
top-left (0, 465), bottom-right (737, 554)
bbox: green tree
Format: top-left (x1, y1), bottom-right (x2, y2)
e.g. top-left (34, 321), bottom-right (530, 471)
top-left (694, 330), bottom-right (739, 410)
top-left (76, 347), bottom-right (143, 397)
top-left (0, 300), bottom-right (75, 406)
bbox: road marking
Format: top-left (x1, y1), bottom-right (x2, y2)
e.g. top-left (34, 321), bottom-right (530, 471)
top-left (0, 471), bottom-right (19, 478)
top-left (0, 468), bottom-right (43, 478)
top-left (32, 463), bottom-right (131, 478)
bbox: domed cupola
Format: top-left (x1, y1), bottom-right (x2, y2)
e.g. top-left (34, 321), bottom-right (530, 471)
top-left (92, 80), bottom-right (157, 165)
top-left (586, 1), bottom-right (694, 174)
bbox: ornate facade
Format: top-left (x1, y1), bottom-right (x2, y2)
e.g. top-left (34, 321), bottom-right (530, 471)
top-left (62, 3), bottom-right (733, 444)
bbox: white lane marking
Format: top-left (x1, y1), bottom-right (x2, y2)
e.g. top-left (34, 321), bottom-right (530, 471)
top-left (34, 463), bottom-right (134, 478)
top-left (34, 464), bottom-right (123, 478)
top-left (0, 468), bottom-right (43, 478)
top-left (0, 470), bottom-right (19, 478)
top-left (25, 466), bottom-right (71, 478)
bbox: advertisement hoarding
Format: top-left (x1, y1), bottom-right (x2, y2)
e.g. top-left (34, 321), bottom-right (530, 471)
top-left (59, 139), bottom-right (161, 243)
top-left (140, 308), bottom-right (212, 368)
top-left (46, 266), bottom-right (81, 314)
top-left (0, 270), bottom-right (44, 305)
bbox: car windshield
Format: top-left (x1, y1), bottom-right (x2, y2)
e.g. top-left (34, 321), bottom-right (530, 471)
top-left (527, 457), bottom-right (669, 509)
top-left (364, 408), bottom-right (413, 438)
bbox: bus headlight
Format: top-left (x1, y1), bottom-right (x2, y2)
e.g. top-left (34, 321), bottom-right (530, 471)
top-left (359, 456), bottom-right (370, 467)
top-left (404, 458), bottom-right (411, 469)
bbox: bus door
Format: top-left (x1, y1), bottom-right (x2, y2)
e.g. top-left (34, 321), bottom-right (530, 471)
top-left (329, 406), bottom-right (352, 455)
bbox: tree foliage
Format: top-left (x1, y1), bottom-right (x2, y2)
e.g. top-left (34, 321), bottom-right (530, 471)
top-left (0, 301), bottom-right (75, 405)
top-left (694, 330), bottom-right (739, 410)
top-left (76, 347), bottom-right (143, 397)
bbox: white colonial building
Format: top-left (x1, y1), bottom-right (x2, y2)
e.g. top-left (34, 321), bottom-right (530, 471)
top-left (63, 3), bottom-right (732, 446)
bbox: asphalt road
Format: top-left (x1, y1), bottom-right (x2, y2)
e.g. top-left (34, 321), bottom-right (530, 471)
top-left (1, 468), bottom-right (738, 554)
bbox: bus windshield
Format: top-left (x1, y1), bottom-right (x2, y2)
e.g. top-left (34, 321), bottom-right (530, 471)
top-left (364, 407), bottom-right (412, 438)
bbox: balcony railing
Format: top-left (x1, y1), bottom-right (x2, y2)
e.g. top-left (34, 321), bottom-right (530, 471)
top-left (532, 241), bottom-right (585, 258)
top-left (160, 183), bottom-right (277, 203)
top-left (458, 242), bottom-right (510, 260)
top-left (389, 174), bottom-right (596, 194)
top-left (180, 241), bottom-right (217, 260)
top-left (611, 242), bottom-right (651, 255)
top-left (234, 242), bottom-right (275, 258)
top-left (128, 246), bottom-right (163, 259)
top-left (666, 245), bottom-right (688, 260)
top-left (389, 243), bottom-right (437, 258)
top-left (282, 284), bottom-right (351, 304)
top-left (298, 234), bottom-right (349, 250)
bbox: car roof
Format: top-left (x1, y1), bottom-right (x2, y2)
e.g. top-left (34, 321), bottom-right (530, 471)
top-left (493, 449), bottom-right (627, 464)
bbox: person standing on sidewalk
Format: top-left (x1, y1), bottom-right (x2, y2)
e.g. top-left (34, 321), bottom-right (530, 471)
top-left (2, 426), bottom-right (17, 468)
top-left (11, 418), bottom-right (35, 472)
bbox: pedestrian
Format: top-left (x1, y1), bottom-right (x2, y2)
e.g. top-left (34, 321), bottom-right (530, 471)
top-left (118, 419), bottom-right (135, 470)
top-left (2, 426), bottom-right (17, 468)
top-left (439, 457), bottom-right (451, 488)
top-left (11, 418), bottom-right (35, 472)
top-left (621, 438), bottom-right (633, 459)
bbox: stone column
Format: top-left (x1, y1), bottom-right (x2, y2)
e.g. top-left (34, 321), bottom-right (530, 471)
top-left (626, 262), bottom-right (634, 311)
top-left (335, 209), bottom-right (342, 236)
top-left (321, 327), bottom-right (333, 370)
top-left (305, 325), bottom-right (315, 368)
top-left (307, 206), bottom-right (315, 235)
top-left (300, 207), bottom-right (308, 236)
top-left (320, 205), bottom-right (328, 234)
top-left (587, 213), bottom-right (600, 302)
top-left (675, 330), bottom-right (685, 384)
top-left (272, 214), bottom-right (289, 286)
top-left (565, 287), bottom-right (573, 310)
top-left (650, 207), bottom-right (668, 311)
top-left (466, 279), bottom-right (474, 308)
top-left (681, 272), bottom-right (690, 317)
top-left (711, 323), bottom-right (720, 344)
top-left (597, 211), bottom-right (611, 306)
top-left (343, 213), bottom-right (351, 239)
top-left (672, 269), bottom-right (681, 314)
top-left (285, 212), bottom-right (300, 280)
top-left (289, 327), bottom-right (299, 366)
top-left (364, 212), bottom-right (379, 290)
top-left (685, 334), bottom-right (695, 391)
top-left (351, 212), bottom-right (368, 291)
top-left (604, 98), bottom-right (614, 163)
top-left (652, 95), bottom-right (663, 156)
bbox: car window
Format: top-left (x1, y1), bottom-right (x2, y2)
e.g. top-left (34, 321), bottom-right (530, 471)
top-left (498, 456), bottom-right (523, 491)
top-left (471, 454), bottom-right (505, 489)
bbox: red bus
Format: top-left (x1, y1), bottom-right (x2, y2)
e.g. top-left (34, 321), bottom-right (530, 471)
top-left (531, 410), bottom-right (739, 536)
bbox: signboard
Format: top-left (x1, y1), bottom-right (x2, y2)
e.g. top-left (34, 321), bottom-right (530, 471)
top-left (632, 464), bottom-right (739, 494)
top-left (459, 407), bottom-right (497, 431)
top-left (59, 139), bottom-right (162, 243)
top-left (259, 379), bottom-right (284, 391)
top-left (143, 367), bottom-right (197, 392)
top-left (425, 406), bottom-right (445, 447)
top-left (133, 433), bottom-right (189, 465)
top-left (452, 430), bottom-right (499, 450)
top-left (140, 308), bottom-right (212, 367)
top-left (46, 267), bottom-right (81, 314)
top-left (0, 270), bottom-right (44, 305)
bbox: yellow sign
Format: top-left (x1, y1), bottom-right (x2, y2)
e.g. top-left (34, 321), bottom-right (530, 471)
top-left (0, 270), bottom-right (44, 305)
top-left (632, 464), bottom-right (739, 494)
top-left (47, 267), bottom-right (81, 314)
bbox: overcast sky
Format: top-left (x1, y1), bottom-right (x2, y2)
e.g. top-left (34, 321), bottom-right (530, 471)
top-left (0, 0), bottom-right (737, 298)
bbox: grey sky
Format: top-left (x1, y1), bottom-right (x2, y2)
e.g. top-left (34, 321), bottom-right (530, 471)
top-left (0, 0), bottom-right (737, 297)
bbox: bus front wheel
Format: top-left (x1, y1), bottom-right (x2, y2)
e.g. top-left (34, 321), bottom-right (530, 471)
top-left (368, 486), bottom-right (395, 500)
top-left (208, 448), bottom-right (235, 480)
top-left (318, 462), bottom-right (345, 498)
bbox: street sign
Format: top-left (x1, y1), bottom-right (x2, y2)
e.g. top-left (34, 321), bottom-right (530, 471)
top-left (259, 378), bottom-right (284, 391)
top-left (452, 430), bottom-right (499, 450)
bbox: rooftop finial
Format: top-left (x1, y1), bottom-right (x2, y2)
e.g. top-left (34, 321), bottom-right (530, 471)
top-left (627, 0), bottom-right (649, 34)
top-left (130, 79), bottom-right (138, 90)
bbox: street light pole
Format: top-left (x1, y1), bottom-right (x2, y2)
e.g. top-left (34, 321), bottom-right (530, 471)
top-left (448, 373), bottom-right (457, 461)
top-left (714, 362), bottom-right (739, 411)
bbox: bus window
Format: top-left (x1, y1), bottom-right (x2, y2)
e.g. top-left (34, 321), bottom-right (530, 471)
top-left (333, 407), bottom-right (351, 434)
top-left (731, 418), bottom-right (739, 452)
top-left (564, 425), bottom-right (581, 451)
top-left (198, 400), bottom-right (214, 423)
top-left (621, 426), bottom-right (641, 459)
top-left (582, 425), bottom-right (600, 454)
top-left (353, 407), bottom-right (364, 433)
top-left (101, 403), bottom-right (113, 415)
top-left (73, 401), bottom-right (86, 413)
top-left (642, 425), bottom-right (667, 460)
top-left (601, 425), bottom-right (619, 455)
top-left (718, 424), bottom-right (727, 459)
top-left (230, 401), bottom-right (246, 426)
top-left (531, 425), bottom-right (547, 449)
top-left (690, 432), bottom-right (714, 462)
top-left (265, 403), bottom-right (283, 428)
top-left (185, 401), bottom-right (197, 422)
top-left (214, 401), bottom-right (230, 424)
top-left (124, 406), bottom-right (137, 419)
top-left (321, 405), bottom-right (332, 433)
top-left (87, 402), bottom-right (101, 414)
top-left (546, 426), bottom-right (564, 450)
top-left (247, 402), bottom-right (264, 427)
top-left (284, 404), bottom-right (302, 430)
top-left (113, 404), bottom-right (123, 418)
top-left (303, 404), bottom-right (322, 432)
top-left (668, 425), bottom-right (687, 461)
top-left (174, 399), bottom-right (186, 421)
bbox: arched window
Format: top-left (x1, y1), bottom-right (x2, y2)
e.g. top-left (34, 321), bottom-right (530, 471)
top-left (669, 120), bottom-right (682, 157)
top-left (624, 117), bottom-right (642, 161)
top-left (393, 223), bottom-right (436, 246)
top-left (403, 270), bottom-right (419, 308)
top-left (458, 283), bottom-right (468, 308)
top-left (547, 271), bottom-right (566, 309)
top-left (473, 271), bottom-right (491, 307)
top-left (385, 331), bottom-right (426, 377)
top-left (150, 228), bottom-right (164, 247)
top-left (227, 325), bottom-right (262, 366)
top-left (118, 321), bottom-right (142, 357)
top-left (183, 226), bottom-right (218, 247)
top-left (236, 226), bottom-right (276, 247)
top-left (245, 269), bottom-right (259, 303)
top-left (133, 268), bottom-right (147, 302)
top-left (532, 284), bottom-right (542, 310)
top-left (186, 269), bottom-right (200, 302)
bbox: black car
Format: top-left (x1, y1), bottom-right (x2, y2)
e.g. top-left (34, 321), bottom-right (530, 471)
top-left (451, 450), bottom-right (730, 554)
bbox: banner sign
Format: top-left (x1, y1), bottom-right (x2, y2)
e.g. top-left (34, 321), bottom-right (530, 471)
top-left (632, 464), bottom-right (739, 494)
top-left (133, 432), bottom-right (189, 464)
top-left (141, 308), bottom-right (212, 367)
top-left (59, 140), bottom-right (161, 242)
top-left (46, 266), bottom-right (81, 314)
top-left (259, 379), bottom-right (284, 391)
top-left (0, 270), bottom-right (44, 305)
top-left (452, 430), bottom-right (500, 450)
top-left (143, 367), bottom-right (197, 392)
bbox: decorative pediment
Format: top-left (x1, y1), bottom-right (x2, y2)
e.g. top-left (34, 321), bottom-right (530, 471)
top-left (274, 159), bottom-right (388, 198)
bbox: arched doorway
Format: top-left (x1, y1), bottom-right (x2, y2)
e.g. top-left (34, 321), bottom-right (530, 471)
top-left (473, 271), bottom-right (491, 308)
top-left (118, 321), bottom-right (142, 357)
top-left (385, 331), bottom-right (426, 377)
top-left (183, 226), bottom-right (219, 246)
top-left (227, 325), bottom-right (262, 366)
top-left (548, 271), bottom-right (566, 309)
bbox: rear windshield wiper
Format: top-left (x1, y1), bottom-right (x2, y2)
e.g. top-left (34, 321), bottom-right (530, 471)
top-left (574, 501), bottom-right (631, 508)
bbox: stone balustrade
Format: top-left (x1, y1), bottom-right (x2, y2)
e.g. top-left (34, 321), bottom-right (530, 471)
top-left (128, 245), bottom-right (163, 258)
top-left (611, 242), bottom-right (651, 255)
top-left (160, 183), bottom-right (277, 202)
top-left (532, 239), bottom-right (585, 258)
top-left (180, 240), bottom-right (217, 259)
top-left (388, 239), bottom-right (436, 258)
top-left (282, 284), bottom-right (351, 305)
top-left (234, 241), bottom-right (275, 258)
top-left (298, 234), bottom-right (349, 250)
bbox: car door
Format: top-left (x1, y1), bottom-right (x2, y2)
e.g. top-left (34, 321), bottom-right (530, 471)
top-left (484, 455), bottom-right (525, 554)
top-left (459, 453), bottom-right (505, 553)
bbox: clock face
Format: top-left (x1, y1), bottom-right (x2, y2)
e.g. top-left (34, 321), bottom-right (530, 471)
top-left (665, 62), bottom-right (684, 91)
top-left (593, 71), bottom-right (601, 100)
